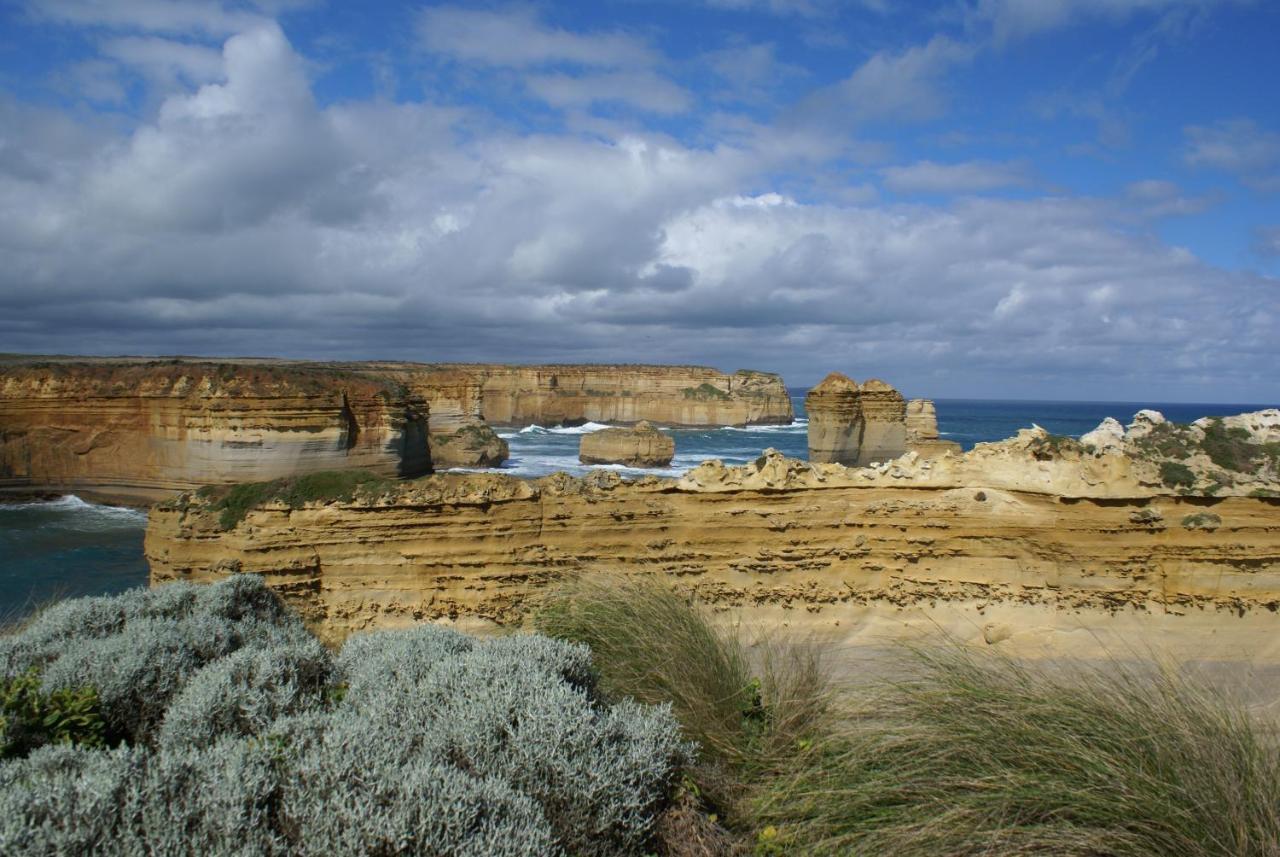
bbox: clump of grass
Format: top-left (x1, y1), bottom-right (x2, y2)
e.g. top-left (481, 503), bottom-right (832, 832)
top-left (534, 574), bottom-right (829, 818)
top-left (754, 646), bottom-right (1280, 856)
top-left (206, 469), bottom-right (392, 529)
top-left (1182, 512), bottom-right (1222, 530)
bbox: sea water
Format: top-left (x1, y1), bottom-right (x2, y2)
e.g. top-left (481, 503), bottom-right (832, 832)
top-left (1, 395), bottom-right (1271, 618)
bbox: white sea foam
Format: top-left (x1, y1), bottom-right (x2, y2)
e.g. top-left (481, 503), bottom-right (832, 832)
top-left (516, 421), bottom-right (613, 436)
top-left (0, 494), bottom-right (147, 525)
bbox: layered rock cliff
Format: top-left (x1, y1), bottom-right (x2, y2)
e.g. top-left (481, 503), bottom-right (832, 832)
top-left (147, 412), bottom-right (1280, 660)
top-left (415, 364), bottom-right (793, 427)
top-left (0, 360), bottom-right (430, 503)
top-left (806, 374), bottom-right (958, 465)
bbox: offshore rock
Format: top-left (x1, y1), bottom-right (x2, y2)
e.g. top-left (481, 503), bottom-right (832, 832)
top-left (579, 421), bottom-right (674, 467)
top-left (426, 422), bottom-right (509, 468)
top-left (804, 373), bottom-right (863, 465)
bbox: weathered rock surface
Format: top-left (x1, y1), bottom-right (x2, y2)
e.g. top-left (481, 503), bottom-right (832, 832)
top-left (426, 423), bottom-right (509, 468)
top-left (0, 359), bottom-right (430, 503)
top-left (147, 414), bottom-right (1280, 661)
top-left (806, 375), bottom-right (959, 466)
top-left (417, 364), bottom-right (793, 427)
top-left (579, 421), bottom-right (674, 467)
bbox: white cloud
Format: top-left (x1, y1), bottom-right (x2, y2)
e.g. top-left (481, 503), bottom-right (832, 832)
top-left (417, 6), bottom-right (654, 68)
top-left (882, 159), bottom-right (1030, 193)
top-left (1184, 119), bottom-right (1280, 192)
top-left (1122, 179), bottom-right (1217, 217)
top-left (525, 71), bottom-right (693, 115)
top-left (969, 0), bottom-right (1250, 45)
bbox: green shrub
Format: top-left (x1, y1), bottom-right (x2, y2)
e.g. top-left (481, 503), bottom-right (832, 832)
top-left (681, 383), bottom-right (730, 401)
top-left (207, 469), bottom-right (393, 529)
top-left (1160, 460), bottom-right (1196, 488)
top-left (0, 670), bottom-right (104, 758)
top-left (754, 646), bottom-right (1280, 856)
top-left (1182, 512), bottom-right (1222, 530)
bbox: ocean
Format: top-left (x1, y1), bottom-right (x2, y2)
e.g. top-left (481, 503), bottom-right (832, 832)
top-left (2, 394), bottom-right (1272, 618)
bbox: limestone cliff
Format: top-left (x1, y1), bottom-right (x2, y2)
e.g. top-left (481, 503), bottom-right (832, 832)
top-left (416, 364), bottom-right (793, 427)
top-left (579, 421), bottom-right (674, 467)
top-left (0, 360), bottom-right (430, 503)
top-left (806, 374), bottom-right (956, 466)
top-left (147, 412), bottom-right (1280, 660)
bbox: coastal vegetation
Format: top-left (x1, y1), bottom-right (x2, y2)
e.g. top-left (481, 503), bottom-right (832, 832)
top-left (194, 469), bottom-right (394, 530)
top-left (536, 575), bottom-right (1280, 856)
top-left (0, 577), bottom-right (689, 855)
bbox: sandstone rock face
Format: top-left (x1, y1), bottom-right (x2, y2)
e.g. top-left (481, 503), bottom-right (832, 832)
top-left (579, 421), bottom-right (674, 467)
top-left (804, 373), bottom-right (863, 465)
top-left (0, 360), bottom-right (430, 503)
top-left (807, 376), bottom-right (957, 466)
top-left (420, 364), bottom-right (793, 427)
top-left (147, 417), bottom-right (1280, 662)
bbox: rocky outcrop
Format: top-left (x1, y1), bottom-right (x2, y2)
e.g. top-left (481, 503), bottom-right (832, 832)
top-left (0, 359), bottom-right (430, 503)
top-left (418, 364), bottom-right (793, 427)
top-left (806, 375), bottom-right (957, 466)
top-left (426, 423), bottom-right (509, 468)
top-left (147, 412), bottom-right (1280, 661)
top-left (579, 422), bottom-right (674, 467)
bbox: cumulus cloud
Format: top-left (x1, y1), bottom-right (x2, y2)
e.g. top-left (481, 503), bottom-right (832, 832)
top-left (882, 159), bottom-right (1031, 194)
top-left (0, 7), bottom-right (1276, 401)
top-left (23, 0), bottom-right (276, 35)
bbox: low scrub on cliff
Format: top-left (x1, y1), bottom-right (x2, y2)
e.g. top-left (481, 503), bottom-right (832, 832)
top-left (754, 647), bottom-right (1280, 857)
top-left (0, 577), bottom-right (691, 856)
top-left (198, 469), bottom-right (393, 529)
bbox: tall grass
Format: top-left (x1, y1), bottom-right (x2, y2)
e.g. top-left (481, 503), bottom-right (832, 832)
top-left (534, 573), bottom-right (830, 817)
top-left (755, 646), bottom-right (1280, 856)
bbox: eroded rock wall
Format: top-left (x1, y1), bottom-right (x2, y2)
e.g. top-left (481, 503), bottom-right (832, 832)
top-left (0, 361), bottom-right (430, 502)
top-left (422, 364), bottom-right (793, 427)
top-left (147, 434), bottom-right (1280, 658)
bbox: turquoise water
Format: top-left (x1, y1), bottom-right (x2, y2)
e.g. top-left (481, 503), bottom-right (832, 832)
top-left (1, 395), bottom-right (1272, 619)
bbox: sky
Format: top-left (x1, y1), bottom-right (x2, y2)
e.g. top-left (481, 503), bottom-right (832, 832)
top-left (0, 0), bottom-right (1277, 401)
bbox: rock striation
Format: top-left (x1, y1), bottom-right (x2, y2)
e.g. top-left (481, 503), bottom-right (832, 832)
top-left (0, 359), bottom-right (430, 503)
top-left (419, 364), bottom-right (793, 428)
top-left (579, 422), bottom-right (674, 467)
top-left (147, 411), bottom-right (1280, 661)
top-left (806, 373), bottom-right (958, 466)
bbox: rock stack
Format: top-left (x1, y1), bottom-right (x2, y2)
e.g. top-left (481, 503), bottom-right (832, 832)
top-left (804, 373), bottom-right (864, 465)
top-left (579, 421), bottom-right (675, 467)
top-left (806, 374), bottom-right (958, 466)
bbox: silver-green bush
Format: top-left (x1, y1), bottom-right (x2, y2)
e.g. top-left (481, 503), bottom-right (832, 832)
top-left (0, 579), bottom-right (692, 856)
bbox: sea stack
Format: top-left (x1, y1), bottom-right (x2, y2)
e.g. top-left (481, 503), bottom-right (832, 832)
top-left (804, 373), bottom-right (864, 465)
top-left (579, 421), bottom-right (675, 467)
top-left (807, 375), bottom-right (958, 466)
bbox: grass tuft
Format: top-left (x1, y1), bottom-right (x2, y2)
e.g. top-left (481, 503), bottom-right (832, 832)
top-left (534, 573), bottom-right (830, 821)
top-left (754, 645), bottom-right (1280, 856)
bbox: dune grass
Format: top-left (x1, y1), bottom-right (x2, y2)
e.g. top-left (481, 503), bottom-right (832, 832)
top-left (754, 646), bottom-right (1280, 856)
top-left (537, 574), bottom-right (1280, 856)
top-left (534, 573), bottom-right (831, 821)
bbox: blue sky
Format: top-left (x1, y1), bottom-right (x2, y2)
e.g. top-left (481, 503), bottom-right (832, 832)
top-left (0, 0), bottom-right (1276, 401)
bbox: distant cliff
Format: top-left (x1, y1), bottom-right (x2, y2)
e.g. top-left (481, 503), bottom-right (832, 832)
top-left (412, 364), bottom-right (794, 428)
top-left (0, 359), bottom-right (429, 503)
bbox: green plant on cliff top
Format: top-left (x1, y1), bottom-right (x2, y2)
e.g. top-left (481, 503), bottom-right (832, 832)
top-left (1, 669), bottom-right (104, 758)
top-left (681, 382), bottom-right (731, 401)
top-left (208, 469), bottom-right (392, 529)
top-left (1160, 460), bottom-right (1196, 489)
